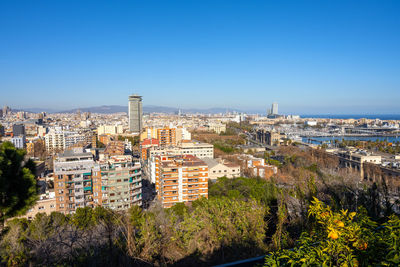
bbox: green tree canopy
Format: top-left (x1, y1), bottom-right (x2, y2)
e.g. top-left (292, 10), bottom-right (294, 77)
top-left (0, 142), bottom-right (37, 228)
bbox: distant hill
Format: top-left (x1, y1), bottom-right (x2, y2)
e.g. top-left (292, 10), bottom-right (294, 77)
top-left (20, 105), bottom-right (263, 114)
top-left (59, 105), bottom-right (128, 114)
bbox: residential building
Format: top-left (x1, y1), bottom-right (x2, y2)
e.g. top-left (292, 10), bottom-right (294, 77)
top-left (100, 141), bottom-right (125, 159)
top-left (37, 126), bottom-right (47, 137)
top-left (154, 155), bottom-right (209, 208)
top-left (157, 128), bottom-right (176, 146)
top-left (175, 127), bottom-right (192, 142)
top-left (202, 157), bottom-right (241, 181)
top-left (53, 148), bottom-right (100, 214)
top-left (238, 154), bottom-right (278, 179)
top-left (97, 125), bottom-right (124, 135)
top-left (45, 130), bottom-right (87, 152)
top-left (11, 135), bottom-right (26, 149)
top-left (98, 155), bottom-right (142, 209)
top-left (98, 134), bottom-right (113, 146)
top-left (21, 188), bottom-right (56, 220)
top-left (128, 94), bottom-right (143, 133)
top-left (148, 140), bottom-right (214, 159)
top-left (13, 124), bottom-right (25, 136)
top-left (140, 138), bottom-right (159, 161)
top-left (140, 126), bottom-right (191, 145)
top-left (26, 142), bottom-right (34, 154)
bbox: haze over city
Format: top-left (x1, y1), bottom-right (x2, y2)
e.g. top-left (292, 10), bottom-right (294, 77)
top-left (1, 0), bottom-right (400, 114)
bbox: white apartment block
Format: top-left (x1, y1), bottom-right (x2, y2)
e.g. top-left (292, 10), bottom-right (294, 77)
top-left (97, 125), bottom-right (124, 135)
top-left (45, 130), bottom-right (86, 152)
top-left (11, 135), bottom-right (26, 149)
top-left (148, 141), bottom-right (214, 160)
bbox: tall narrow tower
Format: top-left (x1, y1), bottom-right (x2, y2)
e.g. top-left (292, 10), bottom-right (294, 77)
top-left (128, 94), bottom-right (143, 133)
top-left (272, 102), bottom-right (278, 115)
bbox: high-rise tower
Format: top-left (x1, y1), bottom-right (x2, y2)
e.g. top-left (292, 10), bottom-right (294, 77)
top-left (272, 102), bottom-right (278, 115)
top-left (129, 94), bottom-right (143, 133)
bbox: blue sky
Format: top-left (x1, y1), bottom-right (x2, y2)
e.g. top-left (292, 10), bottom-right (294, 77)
top-left (0, 0), bottom-right (399, 114)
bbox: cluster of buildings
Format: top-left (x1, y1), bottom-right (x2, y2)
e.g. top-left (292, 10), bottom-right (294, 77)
top-left (2, 97), bottom-right (292, 217)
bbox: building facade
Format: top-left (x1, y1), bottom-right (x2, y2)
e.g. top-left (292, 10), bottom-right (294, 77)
top-left (154, 155), bottom-right (209, 208)
top-left (147, 140), bottom-right (214, 160)
top-left (13, 124), bottom-right (25, 136)
top-left (53, 148), bottom-right (100, 214)
top-left (128, 94), bottom-right (143, 133)
top-left (11, 135), bottom-right (26, 149)
top-left (202, 158), bottom-right (241, 181)
top-left (98, 155), bottom-right (142, 210)
top-left (54, 148), bottom-right (143, 214)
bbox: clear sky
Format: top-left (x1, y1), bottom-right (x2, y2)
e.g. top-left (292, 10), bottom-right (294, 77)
top-left (1, 0), bottom-right (399, 114)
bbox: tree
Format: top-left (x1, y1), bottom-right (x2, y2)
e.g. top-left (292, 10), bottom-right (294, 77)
top-left (265, 198), bottom-right (400, 266)
top-left (0, 142), bottom-right (38, 229)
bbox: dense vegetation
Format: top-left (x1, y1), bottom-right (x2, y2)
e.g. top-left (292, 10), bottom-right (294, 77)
top-left (1, 141), bottom-right (400, 266)
top-left (1, 197), bottom-right (269, 266)
top-left (0, 142), bottom-right (37, 230)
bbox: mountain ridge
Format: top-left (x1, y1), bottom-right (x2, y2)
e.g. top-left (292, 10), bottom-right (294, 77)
top-left (19, 105), bottom-right (253, 114)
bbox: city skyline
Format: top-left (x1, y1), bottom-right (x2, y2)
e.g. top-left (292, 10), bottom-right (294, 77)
top-left (1, 1), bottom-right (400, 114)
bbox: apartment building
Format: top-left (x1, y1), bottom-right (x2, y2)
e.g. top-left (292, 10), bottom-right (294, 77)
top-left (154, 155), bottom-right (209, 208)
top-left (97, 125), bottom-right (124, 135)
top-left (54, 147), bottom-right (143, 214)
top-left (147, 140), bottom-right (214, 160)
top-left (140, 126), bottom-right (191, 145)
top-left (140, 138), bottom-right (159, 161)
top-left (175, 127), bottom-right (192, 143)
top-left (53, 148), bottom-right (100, 214)
top-left (45, 130), bottom-right (87, 152)
top-left (98, 155), bottom-right (142, 210)
top-left (11, 135), bottom-right (26, 149)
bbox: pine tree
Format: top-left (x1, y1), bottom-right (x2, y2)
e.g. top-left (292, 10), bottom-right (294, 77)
top-left (0, 142), bottom-right (38, 229)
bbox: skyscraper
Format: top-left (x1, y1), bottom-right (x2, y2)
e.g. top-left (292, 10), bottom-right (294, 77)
top-left (129, 94), bottom-right (143, 133)
top-left (272, 102), bottom-right (278, 115)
